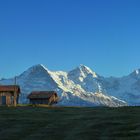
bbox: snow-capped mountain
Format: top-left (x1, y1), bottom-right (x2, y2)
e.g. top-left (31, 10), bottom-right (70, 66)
top-left (67, 65), bottom-right (100, 93)
top-left (101, 69), bottom-right (140, 106)
top-left (2, 64), bottom-right (140, 107)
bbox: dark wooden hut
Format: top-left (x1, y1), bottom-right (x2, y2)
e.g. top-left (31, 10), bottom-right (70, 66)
top-left (0, 85), bottom-right (20, 106)
top-left (27, 91), bottom-right (58, 105)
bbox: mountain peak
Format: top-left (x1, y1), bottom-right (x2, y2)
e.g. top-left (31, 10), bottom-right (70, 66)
top-left (79, 64), bottom-right (87, 67)
top-left (135, 69), bottom-right (140, 75)
top-left (129, 68), bottom-right (140, 79)
top-left (79, 64), bottom-right (90, 69)
top-left (68, 65), bottom-right (98, 81)
top-left (30, 64), bottom-right (49, 71)
top-left (79, 64), bottom-right (93, 73)
top-left (18, 64), bottom-right (49, 78)
top-left (78, 64), bottom-right (98, 78)
top-left (32, 64), bottom-right (47, 69)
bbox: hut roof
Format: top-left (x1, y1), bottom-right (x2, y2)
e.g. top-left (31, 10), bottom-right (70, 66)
top-left (28, 91), bottom-right (57, 99)
top-left (0, 85), bottom-right (20, 93)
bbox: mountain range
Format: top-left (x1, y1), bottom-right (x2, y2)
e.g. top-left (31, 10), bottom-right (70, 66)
top-left (0, 64), bottom-right (140, 107)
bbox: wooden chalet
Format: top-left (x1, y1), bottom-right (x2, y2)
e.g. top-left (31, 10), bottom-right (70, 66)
top-left (0, 85), bottom-right (20, 106)
top-left (27, 91), bottom-right (58, 105)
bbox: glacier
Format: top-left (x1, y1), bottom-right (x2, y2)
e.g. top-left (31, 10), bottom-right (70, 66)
top-left (1, 64), bottom-right (140, 107)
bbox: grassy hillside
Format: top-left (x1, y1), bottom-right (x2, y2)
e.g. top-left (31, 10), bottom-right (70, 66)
top-left (0, 106), bottom-right (140, 140)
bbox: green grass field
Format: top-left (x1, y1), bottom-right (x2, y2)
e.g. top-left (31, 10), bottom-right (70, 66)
top-left (0, 106), bottom-right (140, 140)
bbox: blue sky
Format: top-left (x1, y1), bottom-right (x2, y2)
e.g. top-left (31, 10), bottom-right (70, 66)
top-left (0, 0), bottom-right (140, 78)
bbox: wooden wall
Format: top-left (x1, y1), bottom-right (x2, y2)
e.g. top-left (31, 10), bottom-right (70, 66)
top-left (29, 95), bottom-right (58, 105)
top-left (0, 92), bottom-right (15, 105)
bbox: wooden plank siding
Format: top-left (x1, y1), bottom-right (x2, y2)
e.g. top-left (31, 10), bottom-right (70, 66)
top-left (0, 85), bottom-right (20, 106)
top-left (6, 95), bottom-right (11, 105)
top-left (0, 92), bottom-right (12, 105)
top-left (28, 91), bottom-right (58, 105)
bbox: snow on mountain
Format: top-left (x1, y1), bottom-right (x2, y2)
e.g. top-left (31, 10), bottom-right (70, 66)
top-left (0, 64), bottom-right (129, 107)
top-left (129, 69), bottom-right (140, 79)
top-left (68, 64), bottom-right (98, 82)
top-left (67, 65), bottom-right (100, 93)
top-left (48, 66), bottom-right (127, 107)
top-left (0, 64), bottom-right (60, 103)
top-left (101, 70), bottom-right (140, 106)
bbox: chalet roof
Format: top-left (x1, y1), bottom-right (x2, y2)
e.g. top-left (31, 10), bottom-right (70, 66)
top-left (28, 91), bottom-right (57, 99)
top-left (0, 85), bottom-right (20, 93)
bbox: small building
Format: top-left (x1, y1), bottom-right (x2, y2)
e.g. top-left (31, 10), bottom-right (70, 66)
top-left (0, 85), bottom-right (20, 106)
top-left (27, 91), bottom-right (58, 105)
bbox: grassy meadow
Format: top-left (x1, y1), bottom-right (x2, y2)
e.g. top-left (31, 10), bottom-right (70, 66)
top-left (0, 106), bottom-right (140, 140)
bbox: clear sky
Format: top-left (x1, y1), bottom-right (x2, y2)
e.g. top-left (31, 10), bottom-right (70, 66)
top-left (0, 0), bottom-right (140, 78)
